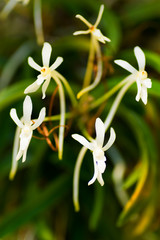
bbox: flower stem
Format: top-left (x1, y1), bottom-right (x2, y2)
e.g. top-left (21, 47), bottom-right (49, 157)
top-left (51, 74), bottom-right (66, 160)
top-left (9, 126), bottom-right (21, 180)
top-left (73, 146), bottom-right (88, 211)
top-left (77, 38), bottom-right (102, 99)
top-left (104, 78), bottom-right (135, 131)
top-left (82, 35), bottom-right (95, 89)
top-left (91, 76), bottom-right (131, 110)
top-left (54, 71), bottom-right (78, 107)
top-left (33, 0), bottom-right (44, 45)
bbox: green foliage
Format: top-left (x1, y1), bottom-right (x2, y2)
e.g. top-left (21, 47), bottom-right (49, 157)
top-left (0, 0), bottom-right (160, 239)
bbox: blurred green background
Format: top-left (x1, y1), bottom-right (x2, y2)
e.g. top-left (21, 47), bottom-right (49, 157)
top-left (0, 0), bottom-right (160, 239)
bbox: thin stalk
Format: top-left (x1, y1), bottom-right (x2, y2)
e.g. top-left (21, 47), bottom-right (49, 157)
top-left (51, 74), bottom-right (65, 160)
top-left (9, 126), bottom-right (21, 180)
top-left (54, 71), bottom-right (78, 107)
top-left (91, 76), bottom-right (131, 110)
top-left (104, 78), bottom-right (135, 131)
top-left (33, 0), bottom-right (44, 45)
top-left (77, 38), bottom-right (102, 99)
top-left (43, 112), bottom-right (72, 122)
top-left (82, 35), bottom-right (95, 88)
top-left (73, 146), bottom-right (88, 211)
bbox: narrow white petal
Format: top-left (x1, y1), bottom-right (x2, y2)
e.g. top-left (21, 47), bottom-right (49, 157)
top-left (24, 81), bottom-right (41, 94)
top-left (102, 128), bottom-right (116, 151)
top-left (88, 155), bottom-right (98, 185)
top-left (134, 46), bottom-right (145, 71)
top-left (19, 132), bottom-right (32, 151)
top-left (10, 109), bottom-right (23, 128)
top-left (42, 42), bottom-right (52, 67)
top-left (94, 4), bottom-right (104, 28)
top-left (141, 86), bottom-right (148, 105)
top-left (97, 171), bottom-right (104, 186)
top-left (95, 118), bottom-right (105, 147)
top-left (42, 78), bottom-right (51, 99)
top-left (114, 60), bottom-right (137, 74)
top-left (103, 36), bottom-right (111, 42)
top-left (73, 30), bottom-right (91, 36)
top-left (32, 107), bottom-right (46, 130)
top-left (22, 150), bottom-right (27, 163)
top-left (135, 77), bottom-right (141, 102)
top-left (23, 95), bottom-right (32, 124)
top-left (97, 160), bottom-right (106, 173)
top-left (75, 14), bottom-right (92, 28)
top-left (72, 134), bottom-right (93, 150)
top-left (16, 149), bottom-right (23, 161)
top-left (143, 78), bottom-right (152, 88)
top-left (50, 57), bottom-right (63, 71)
top-left (36, 74), bottom-right (45, 85)
top-left (28, 57), bottom-right (41, 71)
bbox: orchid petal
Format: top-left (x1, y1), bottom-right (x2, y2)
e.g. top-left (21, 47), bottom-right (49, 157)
top-left (36, 74), bottom-right (45, 85)
top-left (97, 171), bottom-right (104, 186)
top-left (135, 76), bottom-right (141, 102)
top-left (22, 149), bottom-right (27, 162)
top-left (95, 118), bottom-right (105, 147)
top-left (50, 57), bottom-right (63, 71)
top-left (32, 107), bottom-right (46, 130)
top-left (73, 30), bottom-right (91, 36)
top-left (24, 81), bottom-right (41, 94)
top-left (134, 46), bottom-right (145, 71)
top-left (97, 160), bottom-right (106, 173)
top-left (75, 14), bottom-right (92, 28)
top-left (19, 132), bottom-right (32, 151)
top-left (23, 95), bottom-right (32, 124)
top-left (102, 128), bottom-right (116, 151)
top-left (16, 149), bottom-right (23, 161)
top-left (94, 4), bottom-right (104, 28)
top-left (141, 86), bottom-right (148, 105)
top-left (72, 134), bottom-right (93, 150)
top-left (143, 78), bottom-right (152, 88)
top-left (42, 78), bottom-right (51, 99)
top-left (88, 155), bottom-right (98, 185)
top-left (10, 109), bottom-right (24, 128)
top-left (28, 57), bottom-right (41, 71)
top-left (114, 60), bottom-right (137, 74)
top-left (42, 42), bottom-right (52, 67)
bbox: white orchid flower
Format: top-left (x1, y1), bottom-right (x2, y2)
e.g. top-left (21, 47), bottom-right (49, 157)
top-left (1, 0), bottom-right (30, 18)
top-left (10, 95), bottom-right (46, 178)
top-left (24, 42), bottom-right (63, 99)
top-left (114, 46), bottom-right (152, 105)
top-left (73, 5), bottom-right (111, 44)
top-left (72, 118), bottom-right (116, 186)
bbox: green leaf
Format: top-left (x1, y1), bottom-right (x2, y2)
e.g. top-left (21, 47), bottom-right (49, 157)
top-left (0, 175), bottom-right (71, 238)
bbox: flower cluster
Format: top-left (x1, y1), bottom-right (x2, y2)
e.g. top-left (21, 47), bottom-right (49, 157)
top-left (8, 4), bottom-right (153, 212)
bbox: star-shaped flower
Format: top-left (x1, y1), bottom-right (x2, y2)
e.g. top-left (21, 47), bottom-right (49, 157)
top-left (10, 95), bottom-right (46, 164)
top-left (24, 42), bottom-right (63, 99)
top-left (73, 4), bottom-right (111, 44)
top-left (114, 46), bottom-right (152, 105)
top-left (72, 118), bottom-right (116, 186)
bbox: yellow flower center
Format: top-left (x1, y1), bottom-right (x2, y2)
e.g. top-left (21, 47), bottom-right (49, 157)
top-left (41, 67), bottom-right (51, 78)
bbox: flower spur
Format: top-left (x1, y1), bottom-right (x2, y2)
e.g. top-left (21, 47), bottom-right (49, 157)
top-left (114, 46), bottom-right (152, 105)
